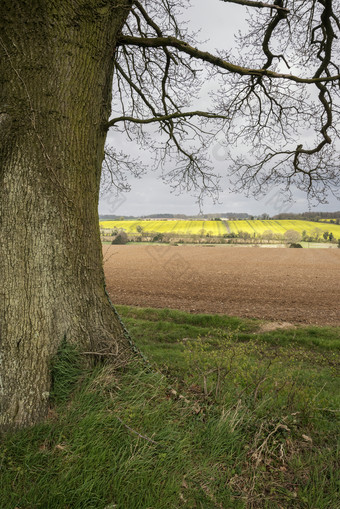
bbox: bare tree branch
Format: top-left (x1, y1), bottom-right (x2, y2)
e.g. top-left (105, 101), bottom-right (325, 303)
top-left (106, 110), bottom-right (229, 128)
top-left (103, 0), bottom-right (340, 205)
top-left (221, 0), bottom-right (289, 13)
top-left (118, 35), bottom-right (340, 84)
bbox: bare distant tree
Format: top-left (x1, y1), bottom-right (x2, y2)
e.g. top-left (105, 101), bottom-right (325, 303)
top-left (284, 229), bottom-right (302, 243)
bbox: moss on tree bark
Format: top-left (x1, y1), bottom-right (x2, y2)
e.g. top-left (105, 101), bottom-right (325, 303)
top-left (0, 0), bottom-right (133, 430)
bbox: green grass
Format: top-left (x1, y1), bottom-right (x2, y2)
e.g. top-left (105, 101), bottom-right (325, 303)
top-left (1, 307), bottom-right (339, 508)
top-left (300, 241), bottom-right (336, 249)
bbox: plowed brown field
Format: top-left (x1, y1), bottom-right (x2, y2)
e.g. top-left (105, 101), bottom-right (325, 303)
top-left (103, 245), bottom-right (340, 326)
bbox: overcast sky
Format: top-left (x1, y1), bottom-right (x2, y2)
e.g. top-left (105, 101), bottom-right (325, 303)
top-left (99, 0), bottom-right (339, 217)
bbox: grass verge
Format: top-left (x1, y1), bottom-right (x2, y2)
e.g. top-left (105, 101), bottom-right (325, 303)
top-left (1, 306), bottom-right (339, 508)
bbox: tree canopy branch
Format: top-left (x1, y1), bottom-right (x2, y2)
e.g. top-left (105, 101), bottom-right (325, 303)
top-left (106, 111), bottom-right (229, 129)
top-left (221, 0), bottom-right (289, 13)
top-left (108, 0), bottom-right (340, 204)
top-left (118, 35), bottom-right (340, 84)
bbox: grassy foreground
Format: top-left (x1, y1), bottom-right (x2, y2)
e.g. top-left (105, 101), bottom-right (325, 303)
top-left (1, 307), bottom-right (339, 508)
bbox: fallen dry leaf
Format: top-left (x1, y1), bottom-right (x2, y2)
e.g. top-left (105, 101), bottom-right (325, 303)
top-left (55, 443), bottom-right (67, 451)
top-left (182, 479), bottom-right (188, 489)
top-left (179, 395), bottom-right (190, 404)
top-left (192, 402), bottom-right (201, 414)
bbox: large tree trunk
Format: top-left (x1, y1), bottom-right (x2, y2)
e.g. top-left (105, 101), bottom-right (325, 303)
top-left (0, 0), bottom-right (132, 430)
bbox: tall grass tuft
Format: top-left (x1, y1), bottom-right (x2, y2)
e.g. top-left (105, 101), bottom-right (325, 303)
top-left (50, 337), bottom-right (83, 404)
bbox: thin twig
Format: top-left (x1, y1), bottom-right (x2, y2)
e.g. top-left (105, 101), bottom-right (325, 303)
top-left (81, 351), bottom-right (118, 357)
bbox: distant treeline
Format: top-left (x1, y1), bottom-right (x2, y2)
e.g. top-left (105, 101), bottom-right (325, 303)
top-left (273, 211), bottom-right (340, 221)
top-left (99, 211), bottom-right (340, 221)
top-left (99, 212), bottom-right (251, 220)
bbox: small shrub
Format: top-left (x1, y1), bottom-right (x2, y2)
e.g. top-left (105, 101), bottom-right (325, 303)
top-left (111, 230), bottom-right (128, 244)
top-left (152, 233), bottom-right (164, 242)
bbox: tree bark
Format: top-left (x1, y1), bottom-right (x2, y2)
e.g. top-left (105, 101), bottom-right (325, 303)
top-left (0, 0), bottom-right (132, 430)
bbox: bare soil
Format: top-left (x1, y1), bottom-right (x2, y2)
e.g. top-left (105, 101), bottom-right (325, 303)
top-left (103, 245), bottom-right (340, 326)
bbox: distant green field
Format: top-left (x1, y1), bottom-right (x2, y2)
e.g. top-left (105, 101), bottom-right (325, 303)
top-left (100, 219), bottom-right (340, 238)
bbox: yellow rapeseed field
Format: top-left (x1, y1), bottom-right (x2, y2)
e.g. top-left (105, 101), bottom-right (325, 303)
top-left (227, 219), bottom-right (340, 236)
top-left (99, 219), bottom-right (340, 238)
top-left (99, 220), bottom-right (228, 236)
